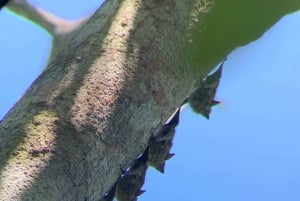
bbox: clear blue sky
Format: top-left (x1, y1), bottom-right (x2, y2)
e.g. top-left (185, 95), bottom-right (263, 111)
top-left (1, 1), bottom-right (300, 201)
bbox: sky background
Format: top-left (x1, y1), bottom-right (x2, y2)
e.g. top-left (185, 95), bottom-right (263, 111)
top-left (1, 1), bottom-right (300, 201)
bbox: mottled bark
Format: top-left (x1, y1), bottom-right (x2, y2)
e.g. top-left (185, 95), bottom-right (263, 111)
top-left (0, 0), bottom-right (299, 200)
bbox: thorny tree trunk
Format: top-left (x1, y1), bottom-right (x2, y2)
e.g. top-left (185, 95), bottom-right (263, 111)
top-left (0, 0), bottom-right (299, 200)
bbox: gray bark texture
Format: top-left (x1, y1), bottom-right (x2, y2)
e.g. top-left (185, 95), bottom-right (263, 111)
top-left (0, 0), bottom-right (299, 200)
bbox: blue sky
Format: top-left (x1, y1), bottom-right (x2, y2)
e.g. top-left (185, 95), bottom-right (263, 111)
top-left (1, 1), bottom-right (300, 201)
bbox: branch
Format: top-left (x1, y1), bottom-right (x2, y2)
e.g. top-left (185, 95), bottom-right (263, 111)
top-left (1, 0), bottom-right (300, 200)
top-left (7, 0), bottom-right (92, 63)
top-left (1, 0), bottom-right (201, 199)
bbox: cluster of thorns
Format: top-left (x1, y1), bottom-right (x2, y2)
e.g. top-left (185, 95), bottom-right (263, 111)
top-left (100, 60), bottom-right (225, 201)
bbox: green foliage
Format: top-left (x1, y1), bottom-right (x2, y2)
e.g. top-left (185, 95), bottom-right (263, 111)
top-left (189, 0), bottom-right (300, 72)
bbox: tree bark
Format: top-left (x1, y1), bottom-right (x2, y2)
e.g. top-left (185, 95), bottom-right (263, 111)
top-left (0, 0), bottom-right (299, 200)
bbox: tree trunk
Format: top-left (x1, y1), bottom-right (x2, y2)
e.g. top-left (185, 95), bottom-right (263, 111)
top-left (0, 0), bottom-right (299, 200)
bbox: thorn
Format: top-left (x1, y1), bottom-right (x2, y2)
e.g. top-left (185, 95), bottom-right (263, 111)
top-left (165, 153), bottom-right (175, 160)
top-left (211, 100), bottom-right (221, 106)
top-left (136, 189), bottom-right (146, 196)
